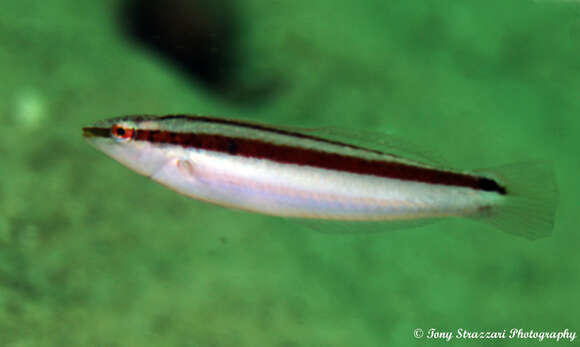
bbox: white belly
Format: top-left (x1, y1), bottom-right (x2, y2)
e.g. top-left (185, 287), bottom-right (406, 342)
top-left (150, 148), bottom-right (498, 221)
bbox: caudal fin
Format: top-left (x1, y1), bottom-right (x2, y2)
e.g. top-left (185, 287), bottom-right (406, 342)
top-left (473, 161), bottom-right (558, 240)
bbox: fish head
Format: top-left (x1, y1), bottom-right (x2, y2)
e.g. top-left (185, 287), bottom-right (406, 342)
top-left (82, 116), bottom-right (172, 177)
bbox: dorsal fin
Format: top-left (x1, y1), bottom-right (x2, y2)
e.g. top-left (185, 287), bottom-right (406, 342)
top-left (275, 124), bottom-right (449, 168)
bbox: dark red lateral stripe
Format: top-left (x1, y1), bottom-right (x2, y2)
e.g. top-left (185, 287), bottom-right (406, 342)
top-left (124, 114), bottom-right (392, 157)
top-left (134, 129), bottom-right (507, 194)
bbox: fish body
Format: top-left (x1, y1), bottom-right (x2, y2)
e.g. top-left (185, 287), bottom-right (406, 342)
top-left (83, 115), bottom-right (557, 239)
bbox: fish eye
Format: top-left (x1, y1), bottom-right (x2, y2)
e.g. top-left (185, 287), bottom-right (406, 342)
top-left (111, 124), bottom-right (134, 140)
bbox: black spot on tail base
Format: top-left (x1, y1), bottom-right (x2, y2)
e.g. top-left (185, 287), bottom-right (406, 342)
top-left (478, 177), bottom-right (507, 195)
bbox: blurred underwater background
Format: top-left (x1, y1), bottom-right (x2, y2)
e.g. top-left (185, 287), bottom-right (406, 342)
top-left (0, 0), bottom-right (579, 345)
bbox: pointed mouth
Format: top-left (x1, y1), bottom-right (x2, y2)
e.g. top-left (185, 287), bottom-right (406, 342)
top-left (82, 127), bottom-right (111, 138)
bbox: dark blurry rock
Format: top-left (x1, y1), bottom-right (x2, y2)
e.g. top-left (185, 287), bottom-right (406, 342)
top-left (119, 0), bottom-right (280, 105)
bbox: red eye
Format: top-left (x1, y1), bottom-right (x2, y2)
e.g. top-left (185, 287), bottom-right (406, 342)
top-left (111, 124), bottom-right (134, 140)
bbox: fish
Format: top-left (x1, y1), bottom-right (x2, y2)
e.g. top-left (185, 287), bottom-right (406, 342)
top-left (82, 115), bottom-right (557, 239)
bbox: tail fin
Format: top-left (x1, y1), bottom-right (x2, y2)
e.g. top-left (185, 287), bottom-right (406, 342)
top-left (473, 161), bottom-right (558, 240)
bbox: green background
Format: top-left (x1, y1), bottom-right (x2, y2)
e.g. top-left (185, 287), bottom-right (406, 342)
top-left (1, 0), bottom-right (578, 345)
